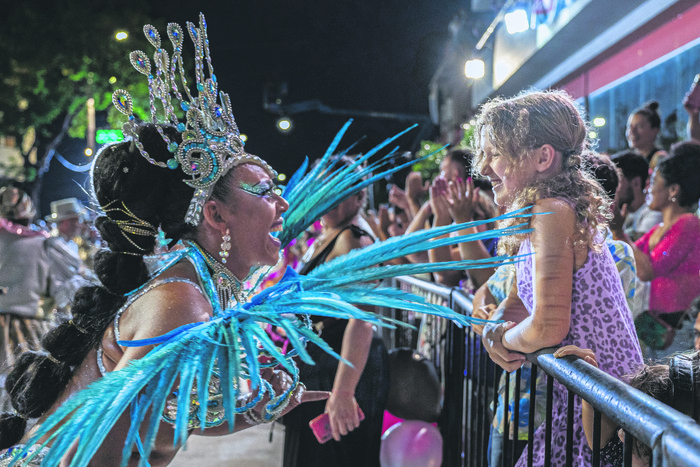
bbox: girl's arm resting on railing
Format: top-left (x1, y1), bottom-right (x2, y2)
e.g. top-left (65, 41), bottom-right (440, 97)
top-left (481, 279), bottom-right (531, 371)
top-left (502, 200), bottom-right (575, 353)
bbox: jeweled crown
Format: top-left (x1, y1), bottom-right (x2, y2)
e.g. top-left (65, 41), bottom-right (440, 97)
top-left (112, 13), bottom-right (276, 225)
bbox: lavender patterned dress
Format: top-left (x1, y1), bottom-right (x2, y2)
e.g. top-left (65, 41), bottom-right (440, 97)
top-left (514, 239), bottom-right (643, 467)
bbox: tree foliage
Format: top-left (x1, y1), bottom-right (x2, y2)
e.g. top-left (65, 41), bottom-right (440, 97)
top-left (413, 125), bottom-right (474, 181)
top-left (0, 0), bottom-right (162, 185)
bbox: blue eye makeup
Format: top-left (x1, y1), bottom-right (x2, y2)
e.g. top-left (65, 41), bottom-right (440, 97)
top-left (236, 181), bottom-right (282, 198)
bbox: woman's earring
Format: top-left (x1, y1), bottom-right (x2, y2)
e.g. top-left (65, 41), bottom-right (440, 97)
top-left (220, 228), bottom-right (231, 264)
top-left (670, 196), bottom-right (677, 203)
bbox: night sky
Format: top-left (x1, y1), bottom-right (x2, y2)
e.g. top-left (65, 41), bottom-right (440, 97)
top-left (42, 1), bottom-right (467, 212)
top-left (146, 0), bottom-right (466, 175)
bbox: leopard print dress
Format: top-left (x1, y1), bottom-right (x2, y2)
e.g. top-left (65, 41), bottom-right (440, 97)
top-left (514, 239), bottom-right (643, 467)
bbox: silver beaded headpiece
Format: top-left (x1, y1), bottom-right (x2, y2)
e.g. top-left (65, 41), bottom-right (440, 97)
top-left (111, 13), bottom-right (276, 225)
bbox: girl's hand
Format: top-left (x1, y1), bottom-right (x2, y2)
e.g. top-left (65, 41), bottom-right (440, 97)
top-left (472, 304), bottom-right (497, 336)
top-left (447, 177), bottom-right (479, 224)
top-left (325, 390), bottom-right (361, 441)
top-left (482, 321), bottom-right (526, 372)
top-left (554, 345), bottom-right (599, 368)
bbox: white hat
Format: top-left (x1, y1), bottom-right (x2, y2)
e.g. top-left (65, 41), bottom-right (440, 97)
top-left (45, 198), bottom-right (86, 222)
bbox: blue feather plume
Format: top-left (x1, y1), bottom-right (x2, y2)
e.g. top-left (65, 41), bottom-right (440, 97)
top-left (279, 120), bottom-right (447, 247)
top-left (9, 121), bottom-right (539, 467)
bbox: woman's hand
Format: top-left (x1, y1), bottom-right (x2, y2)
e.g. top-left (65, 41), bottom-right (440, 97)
top-left (252, 368), bottom-right (330, 420)
top-left (429, 177), bottom-right (452, 225)
top-left (325, 390), bottom-right (361, 441)
top-left (388, 185), bottom-right (410, 212)
top-left (377, 205), bottom-right (392, 237)
top-left (554, 345), bottom-right (599, 368)
top-left (405, 172), bottom-right (429, 209)
top-left (446, 177), bottom-right (479, 224)
top-left (482, 321), bottom-right (526, 372)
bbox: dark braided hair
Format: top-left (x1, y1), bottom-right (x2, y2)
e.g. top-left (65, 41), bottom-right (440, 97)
top-left (0, 123), bottom-right (210, 448)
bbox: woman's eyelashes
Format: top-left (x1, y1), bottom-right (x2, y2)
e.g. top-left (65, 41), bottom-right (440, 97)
top-left (238, 181), bottom-right (282, 198)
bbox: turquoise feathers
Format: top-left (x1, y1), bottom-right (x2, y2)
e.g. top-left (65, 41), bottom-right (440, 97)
top-left (279, 120), bottom-right (438, 247)
top-left (10, 122), bottom-right (535, 467)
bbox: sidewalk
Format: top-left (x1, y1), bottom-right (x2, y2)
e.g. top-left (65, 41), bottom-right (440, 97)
top-left (170, 423), bottom-right (285, 467)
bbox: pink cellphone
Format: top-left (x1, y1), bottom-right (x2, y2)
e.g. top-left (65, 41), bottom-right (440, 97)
top-left (309, 408), bottom-right (365, 444)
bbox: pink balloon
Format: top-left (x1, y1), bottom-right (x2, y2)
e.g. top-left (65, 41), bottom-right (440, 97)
top-left (380, 420), bottom-right (443, 467)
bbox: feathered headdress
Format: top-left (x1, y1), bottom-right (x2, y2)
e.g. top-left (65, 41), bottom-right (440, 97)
top-left (111, 13), bottom-right (275, 225)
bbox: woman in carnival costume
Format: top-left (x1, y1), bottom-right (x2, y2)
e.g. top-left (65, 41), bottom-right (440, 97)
top-left (0, 14), bottom-right (529, 467)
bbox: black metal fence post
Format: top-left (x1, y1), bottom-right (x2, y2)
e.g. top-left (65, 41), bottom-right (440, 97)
top-left (389, 277), bottom-right (700, 467)
top-left (442, 289), bottom-right (466, 467)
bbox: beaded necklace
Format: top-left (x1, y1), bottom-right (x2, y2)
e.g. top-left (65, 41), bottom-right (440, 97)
top-left (184, 240), bottom-right (246, 309)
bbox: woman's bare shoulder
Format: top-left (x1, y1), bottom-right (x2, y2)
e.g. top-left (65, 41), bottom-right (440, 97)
top-left (121, 260), bottom-right (212, 341)
top-left (333, 226), bottom-right (367, 255)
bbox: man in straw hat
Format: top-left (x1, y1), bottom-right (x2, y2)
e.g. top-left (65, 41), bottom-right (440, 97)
top-left (43, 197), bottom-right (97, 311)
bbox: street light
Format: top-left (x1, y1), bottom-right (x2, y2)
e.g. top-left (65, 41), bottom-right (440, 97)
top-left (276, 117), bottom-right (293, 133)
top-left (504, 9), bottom-right (529, 34)
top-left (464, 59), bottom-right (485, 79)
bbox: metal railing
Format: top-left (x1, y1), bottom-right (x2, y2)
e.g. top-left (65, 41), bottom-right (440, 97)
top-left (386, 276), bottom-right (700, 467)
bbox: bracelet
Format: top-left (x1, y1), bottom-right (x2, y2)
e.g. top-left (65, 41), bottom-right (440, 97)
top-left (242, 409), bottom-right (264, 426)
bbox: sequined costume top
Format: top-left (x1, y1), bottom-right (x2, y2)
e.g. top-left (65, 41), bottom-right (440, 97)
top-left (96, 251), bottom-right (231, 429)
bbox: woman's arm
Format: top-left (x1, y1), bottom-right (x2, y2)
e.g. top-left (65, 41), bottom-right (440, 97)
top-left (501, 199), bottom-right (576, 353)
top-left (322, 226), bottom-right (376, 440)
top-left (115, 279), bottom-right (214, 367)
top-left (686, 103), bottom-right (700, 143)
top-left (326, 318), bottom-right (374, 441)
top-left (626, 231), bottom-right (655, 282)
top-left (612, 218), bottom-right (656, 281)
top-left (402, 201), bottom-right (432, 264)
top-left (117, 277), bottom-right (329, 439)
top-left (634, 215), bottom-right (700, 282)
top-left (197, 369), bottom-right (330, 436)
top-left (405, 171), bottom-right (428, 219)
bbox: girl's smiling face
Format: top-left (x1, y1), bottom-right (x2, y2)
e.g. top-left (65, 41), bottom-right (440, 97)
top-left (478, 129), bottom-right (534, 207)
